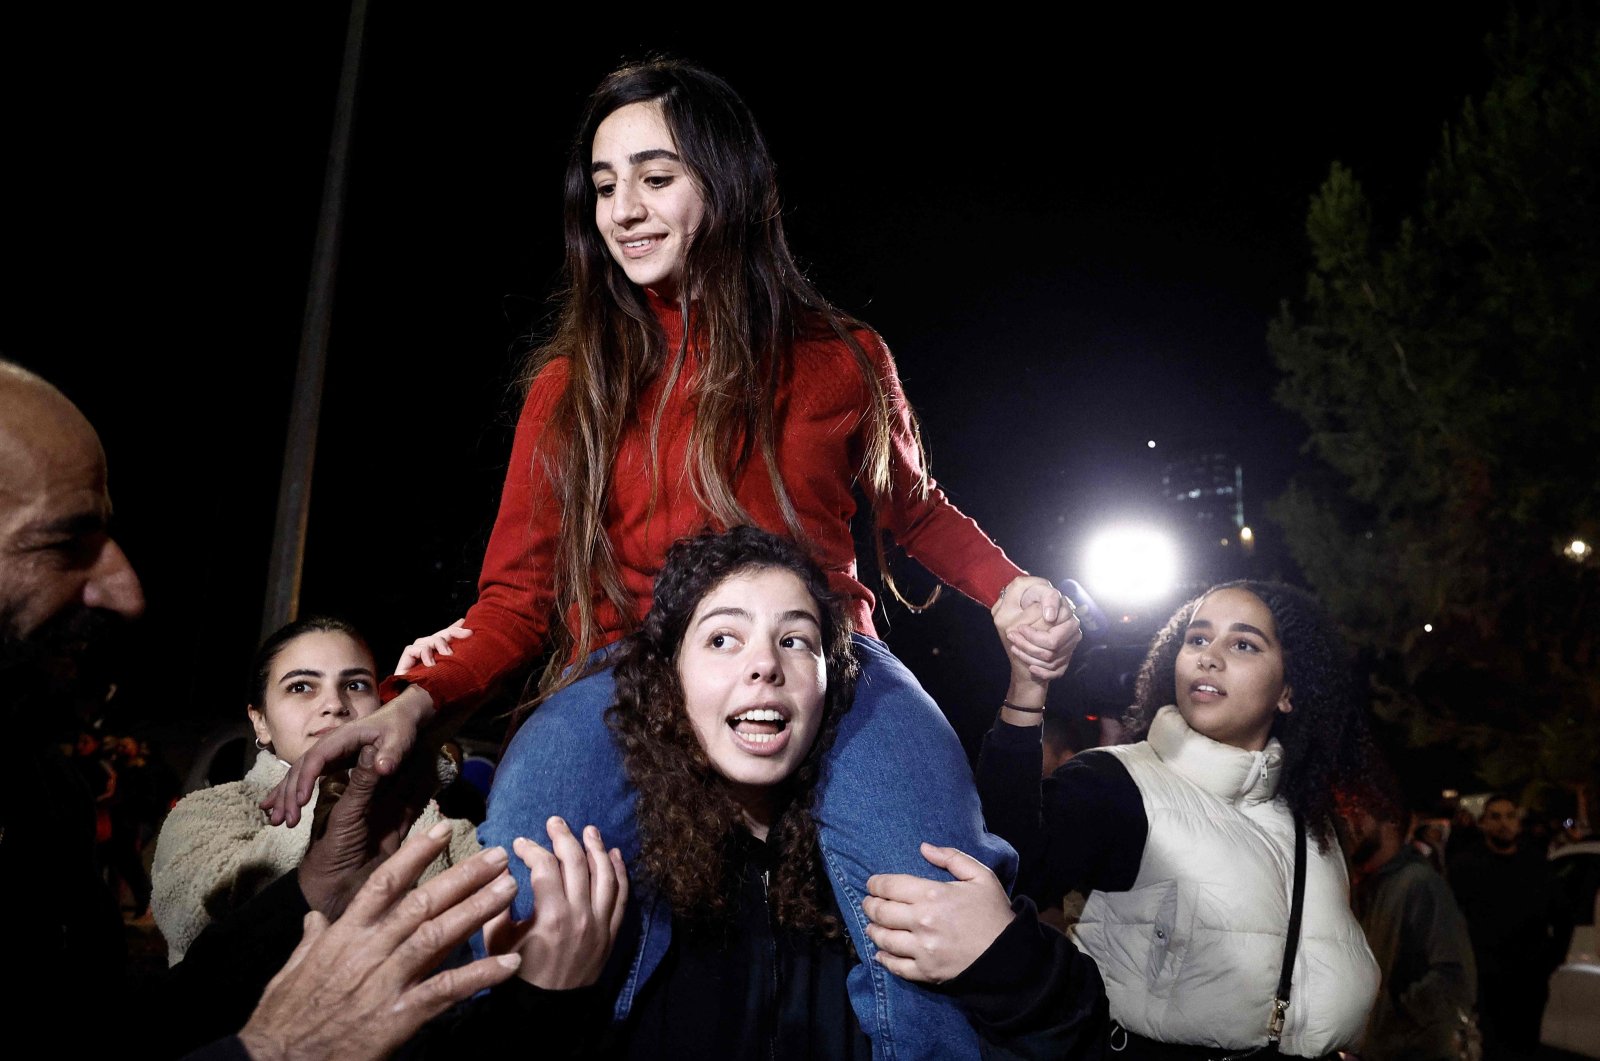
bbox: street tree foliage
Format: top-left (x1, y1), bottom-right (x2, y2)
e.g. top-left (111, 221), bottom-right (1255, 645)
top-left (1268, 11), bottom-right (1600, 795)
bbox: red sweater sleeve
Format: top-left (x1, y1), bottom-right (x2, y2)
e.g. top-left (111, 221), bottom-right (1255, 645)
top-left (399, 361), bottom-right (570, 716)
top-left (868, 336), bottom-right (1024, 608)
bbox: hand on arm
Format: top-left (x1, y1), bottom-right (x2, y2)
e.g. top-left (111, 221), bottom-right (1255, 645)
top-left (263, 684), bottom-right (437, 827)
top-left (394, 620), bottom-right (474, 676)
top-left (482, 817), bottom-right (629, 991)
top-left (236, 826), bottom-right (522, 1061)
top-left (863, 844), bottom-right (1016, 985)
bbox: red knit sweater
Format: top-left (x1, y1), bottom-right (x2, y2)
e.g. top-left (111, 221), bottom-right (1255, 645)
top-left (403, 295), bottom-right (1023, 714)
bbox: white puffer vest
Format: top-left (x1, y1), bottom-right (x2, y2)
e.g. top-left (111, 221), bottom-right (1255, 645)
top-left (1073, 707), bottom-right (1377, 1056)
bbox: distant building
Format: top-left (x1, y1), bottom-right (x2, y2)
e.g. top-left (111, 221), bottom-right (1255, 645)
top-left (1162, 451), bottom-right (1244, 531)
top-left (1162, 451), bottom-right (1249, 583)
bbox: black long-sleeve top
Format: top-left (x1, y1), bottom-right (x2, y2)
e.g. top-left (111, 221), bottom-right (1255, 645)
top-left (434, 829), bottom-right (871, 1060)
top-left (978, 720), bottom-right (1146, 905)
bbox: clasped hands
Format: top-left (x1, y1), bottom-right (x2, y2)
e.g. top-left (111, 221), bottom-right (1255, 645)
top-left (994, 574), bottom-right (1082, 683)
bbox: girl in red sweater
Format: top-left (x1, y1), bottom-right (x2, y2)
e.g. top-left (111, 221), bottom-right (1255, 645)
top-left (269, 59), bottom-right (1080, 1058)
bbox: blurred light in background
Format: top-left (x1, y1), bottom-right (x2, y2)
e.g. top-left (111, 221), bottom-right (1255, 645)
top-left (1083, 526), bottom-right (1178, 605)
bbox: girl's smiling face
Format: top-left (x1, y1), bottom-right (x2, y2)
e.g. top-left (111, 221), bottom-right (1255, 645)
top-left (248, 630), bottom-right (379, 764)
top-left (1173, 587), bottom-right (1292, 751)
top-left (590, 100), bottom-right (705, 300)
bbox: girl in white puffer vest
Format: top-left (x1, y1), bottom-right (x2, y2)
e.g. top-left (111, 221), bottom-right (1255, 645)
top-left (864, 581), bottom-right (1380, 1060)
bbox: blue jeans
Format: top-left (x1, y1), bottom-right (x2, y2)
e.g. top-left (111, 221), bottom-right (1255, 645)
top-left (479, 634), bottom-right (1015, 1060)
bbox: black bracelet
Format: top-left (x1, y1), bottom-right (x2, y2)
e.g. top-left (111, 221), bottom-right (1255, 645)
top-left (1002, 700), bottom-right (1045, 714)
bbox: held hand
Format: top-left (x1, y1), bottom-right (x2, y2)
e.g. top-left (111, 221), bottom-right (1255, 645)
top-left (863, 843), bottom-right (1016, 985)
top-left (993, 600), bottom-right (1050, 693)
top-left (238, 826), bottom-right (522, 1061)
top-left (994, 575), bottom-right (1082, 683)
top-left (297, 745), bottom-right (430, 918)
top-left (262, 685), bottom-right (435, 827)
top-left (395, 619), bottom-right (473, 676)
top-left (482, 817), bottom-right (630, 991)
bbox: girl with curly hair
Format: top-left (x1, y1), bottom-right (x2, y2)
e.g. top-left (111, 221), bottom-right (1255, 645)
top-left (267, 58), bottom-right (1081, 1057)
top-left (866, 581), bottom-right (1381, 1059)
top-left (487, 526), bottom-right (870, 1056)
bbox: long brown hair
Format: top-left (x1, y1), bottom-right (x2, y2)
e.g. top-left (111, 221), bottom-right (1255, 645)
top-left (527, 59), bottom-right (931, 697)
top-left (606, 527), bottom-right (858, 935)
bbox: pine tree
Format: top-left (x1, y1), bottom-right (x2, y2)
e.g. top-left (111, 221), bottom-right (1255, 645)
top-left (1268, 10), bottom-right (1600, 795)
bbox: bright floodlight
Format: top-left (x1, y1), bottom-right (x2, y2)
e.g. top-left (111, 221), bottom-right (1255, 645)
top-left (1083, 526), bottom-right (1178, 605)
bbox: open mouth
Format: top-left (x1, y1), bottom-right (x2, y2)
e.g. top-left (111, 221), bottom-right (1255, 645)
top-left (1189, 682), bottom-right (1224, 700)
top-left (728, 707), bottom-right (790, 751)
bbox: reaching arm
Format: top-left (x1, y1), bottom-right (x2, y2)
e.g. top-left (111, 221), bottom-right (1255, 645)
top-left (976, 593), bottom-right (1142, 906)
top-left (404, 360), bottom-right (572, 712)
top-left (864, 334), bottom-right (1024, 604)
top-left (264, 686), bottom-right (438, 827)
top-left (264, 363), bottom-right (572, 825)
top-left (867, 335), bottom-right (1082, 675)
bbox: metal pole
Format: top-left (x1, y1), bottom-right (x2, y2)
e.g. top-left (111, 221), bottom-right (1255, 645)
top-left (261, 0), bottom-right (369, 639)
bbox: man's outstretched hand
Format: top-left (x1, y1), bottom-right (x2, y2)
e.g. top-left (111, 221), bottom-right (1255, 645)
top-left (238, 825), bottom-right (521, 1061)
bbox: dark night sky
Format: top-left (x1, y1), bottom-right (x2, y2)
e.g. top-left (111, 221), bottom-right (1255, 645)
top-left (1, 6), bottom-right (1508, 755)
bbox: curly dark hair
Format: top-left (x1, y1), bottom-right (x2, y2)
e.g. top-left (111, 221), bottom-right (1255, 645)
top-left (606, 526), bottom-right (858, 937)
top-left (1128, 580), bottom-right (1374, 850)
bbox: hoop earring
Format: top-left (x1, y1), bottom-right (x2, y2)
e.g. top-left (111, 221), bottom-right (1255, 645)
top-left (254, 737), bottom-right (271, 752)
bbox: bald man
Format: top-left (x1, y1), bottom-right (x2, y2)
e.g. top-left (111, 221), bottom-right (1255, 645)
top-left (0, 366), bottom-right (527, 1060)
top-left (0, 361), bottom-right (144, 647)
top-left (0, 361), bottom-right (145, 1030)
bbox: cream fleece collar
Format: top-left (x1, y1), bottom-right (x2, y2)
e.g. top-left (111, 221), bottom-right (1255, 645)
top-left (245, 748), bottom-right (289, 785)
top-left (1147, 705), bottom-right (1283, 804)
top-left (244, 750), bottom-right (322, 816)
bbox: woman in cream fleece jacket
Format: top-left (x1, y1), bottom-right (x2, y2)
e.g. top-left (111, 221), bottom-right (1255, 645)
top-left (152, 617), bottom-right (478, 965)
